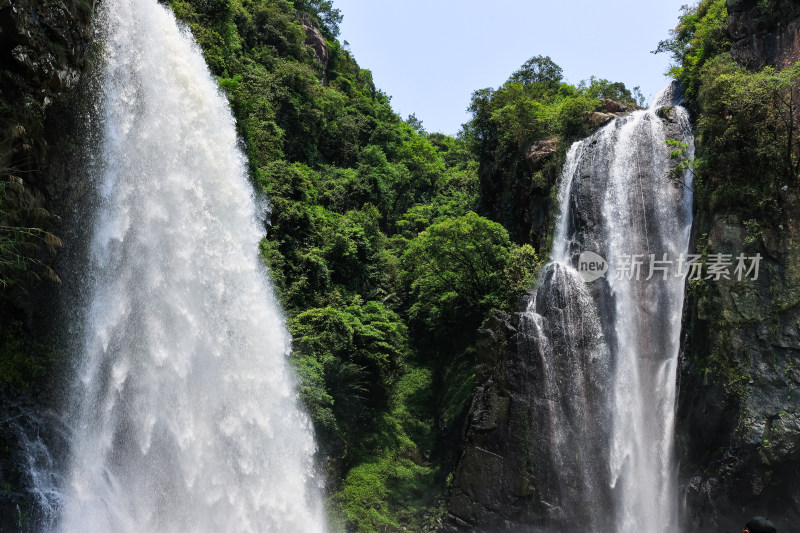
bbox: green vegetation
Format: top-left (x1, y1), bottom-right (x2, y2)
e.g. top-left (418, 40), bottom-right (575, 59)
top-left (655, 0), bottom-right (731, 110)
top-left (158, 1), bottom-right (644, 528)
top-left (466, 56), bottom-right (641, 158)
top-left (401, 212), bottom-right (537, 350)
top-left (0, 172), bottom-right (62, 388)
top-left (162, 1), bottom-right (557, 529)
top-left (695, 56), bottom-right (800, 218)
top-left (657, 0), bottom-right (759, 396)
top-left (659, 0), bottom-right (800, 430)
top-left (657, 0), bottom-right (800, 221)
top-left (465, 55), bottom-right (643, 246)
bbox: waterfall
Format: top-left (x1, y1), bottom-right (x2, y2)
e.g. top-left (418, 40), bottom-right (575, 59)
top-left (524, 83), bottom-right (693, 532)
top-left (53, 0), bottom-right (325, 531)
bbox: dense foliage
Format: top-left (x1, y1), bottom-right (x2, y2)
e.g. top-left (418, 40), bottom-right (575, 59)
top-left (0, 0), bottom-right (648, 528)
top-left (165, 0), bottom-right (545, 529)
top-left (657, 0), bottom-right (800, 220)
top-left (465, 56), bottom-right (644, 246)
top-left (160, 1), bottom-right (650, 527)
top-left (467, 56), bottom-right (642, 158)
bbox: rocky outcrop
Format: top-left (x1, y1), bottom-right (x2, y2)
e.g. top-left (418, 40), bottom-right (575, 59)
top-left (597, 98), bottom-right (630, 114)
top-left (524, 137), bottom-right (557, 171)
top-left (0, 1), bottom-right (94, 530)
top-left (448, 279), bottom-right (612, 532)
top-left (728, 0), bottom-right (800, 69)
top-left (0, 0), bottom-right (94, 191)
top-left (678, 207), bottom-right (800, 531)
top-left (446, 311), bottom-right (539, 531)
top-left (582, 111), bottom-right (615, 129)
top-left (675, 4), bottom-right (800, 531)
top-left (301, 15), bottom-right (328, 70)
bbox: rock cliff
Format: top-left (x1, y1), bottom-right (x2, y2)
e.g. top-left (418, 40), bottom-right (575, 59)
top-left (678, 207), bottom-right (800, 531)
top-left (677, 2), bottom-right (800, 531)
top-left (728, 0), bottom-right (800, 69)
top-left (448, 101), bottom-right (689, 531)
top-left (0, 1), bottom-right (94, 529)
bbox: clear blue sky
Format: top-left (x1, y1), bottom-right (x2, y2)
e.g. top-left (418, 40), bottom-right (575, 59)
top-left (333, 0), bottom-right (690, 135)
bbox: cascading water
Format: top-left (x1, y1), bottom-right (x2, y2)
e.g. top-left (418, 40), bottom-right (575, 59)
top-left (53, 1), bottom-right (325, 531)
top-left (524, 82), bottom-right (694, 532)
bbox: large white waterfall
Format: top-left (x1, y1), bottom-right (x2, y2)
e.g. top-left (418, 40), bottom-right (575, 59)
top-left (524, 83), bottom-right (694, 532)
top-left (56, 0), bottom-right (325, 531)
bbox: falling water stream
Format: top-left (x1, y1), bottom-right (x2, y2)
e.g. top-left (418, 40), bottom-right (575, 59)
top-left (20, 1), bottom-right (693, 529)
top-left (53, 0), bottom-right (325, 531)
top-left (524, 83), bottom-right (694, 532)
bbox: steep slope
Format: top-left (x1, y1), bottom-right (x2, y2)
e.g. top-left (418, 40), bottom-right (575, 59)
top-left (447, 86), bottom-right (692, 532)
top-left (658, 0), bottom-right (800, 529)
top-left (3, 0), bottom-right (541, 530)
top-left (0, 1), bottom-right (94, 529)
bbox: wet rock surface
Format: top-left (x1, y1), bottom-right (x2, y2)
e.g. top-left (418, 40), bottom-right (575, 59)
top-left (0, 1), bottom-right (94, 530)
top-left (678, 207), bottom-right (800, 531)
top-left (0, 0), bottom-right (93, 192)
top-left (677, 5), bottom-right (800, 531)
top-left (448, 98), bottom-right (692, 531)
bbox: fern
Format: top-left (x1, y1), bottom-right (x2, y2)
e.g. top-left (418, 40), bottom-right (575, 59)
top-left (0, 173), bottom-right (62, 289)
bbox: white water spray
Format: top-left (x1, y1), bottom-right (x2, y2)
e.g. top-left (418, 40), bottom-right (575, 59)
top-left (56, 1), bottom-right (325, 531)
top-left (524, 83), bottom-right (693, 531)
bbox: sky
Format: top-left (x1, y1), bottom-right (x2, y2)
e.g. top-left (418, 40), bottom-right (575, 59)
top-left (332, 0), bottom-right (691, 135)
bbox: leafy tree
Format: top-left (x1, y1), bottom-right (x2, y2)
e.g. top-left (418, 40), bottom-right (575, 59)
top-left (696, 55), bottom-right (800, 214)
top-left (508, 55), bottom-right (564, 88)
top-left (578, 76), bottom-right (641, 105)
top-left (654, 0), bottom-right (731, 108)
top-left (292, 0), bottom-right (343, 38)
top-left (406, 113), bottom-right (425, 134)
top-left (401, 212), bottom-right (537, 348)
top-left (464, 55), bottom-right (638, 245)
top-left (290, 299), bottom-right (408, 458)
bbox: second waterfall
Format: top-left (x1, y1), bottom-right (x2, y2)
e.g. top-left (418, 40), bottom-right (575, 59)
top-left (56, 0), bottom-right (326, 531)
top-left (524, 83), bottom-right (694, 532)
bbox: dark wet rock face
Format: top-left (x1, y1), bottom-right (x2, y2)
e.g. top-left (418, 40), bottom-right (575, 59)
top-left (447, 288), bottom-right (610, 533)
top-left (0, 0), bottom-right (93, 190)
top-left (0, 0), bottom-right (89, 96)
top-left (678, 206), bottom-right (800, 531)
top-left (0, 1), bottom-right (94, 530)
top-left (448, 92), bottom-right (694, 532)
top-left (676, 4), bottom-right (800, 531)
